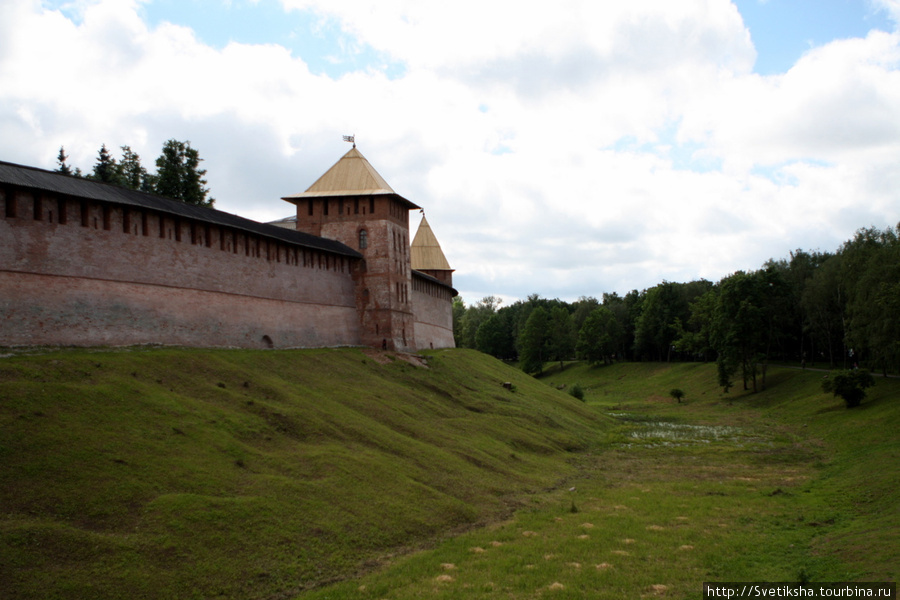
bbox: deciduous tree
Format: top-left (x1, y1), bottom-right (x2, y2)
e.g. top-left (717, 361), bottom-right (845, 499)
top-left (548, 306), bottom-right (575, 370)
top-left (576, 306), bottom-right (621, 366)
top-left (475, 312), bottom-right (515, 359)
top-left (841, 225), bottom-right (900, 375)
top-left (459, 296), bottom-right (500, 349)
top-left (519, 306), bottom-right (550, 374)
top-left (822, 369), bottom-right (875, 408)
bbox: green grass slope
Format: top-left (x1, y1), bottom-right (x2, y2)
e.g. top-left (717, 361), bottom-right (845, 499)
top-left (544, 361), bottom-right (899, 582)
top-left (297, 362), bottom-right (896, 599)
top-left (0, 348), bottom-right (607, 600)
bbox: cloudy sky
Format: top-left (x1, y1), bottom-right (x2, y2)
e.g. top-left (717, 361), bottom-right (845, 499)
top-left (2, 0), bottom-right (899, 306)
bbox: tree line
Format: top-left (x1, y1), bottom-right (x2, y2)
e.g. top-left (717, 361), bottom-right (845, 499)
top-left (454, 223), bottom-right (900, 390)
top-left (55, 140), bottom-right (214, 207)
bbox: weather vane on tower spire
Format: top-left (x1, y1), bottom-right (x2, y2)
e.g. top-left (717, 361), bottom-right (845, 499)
top-left (342, 134), bottom-right (356, 148)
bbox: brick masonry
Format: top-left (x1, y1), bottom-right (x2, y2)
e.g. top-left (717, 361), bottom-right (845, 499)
top-left (0, 180), bottom-right (454, 350)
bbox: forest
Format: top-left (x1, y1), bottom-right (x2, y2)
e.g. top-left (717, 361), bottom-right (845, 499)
top-left (54, 141), bottom-right (214, 207)
top-left (454, 223), bottom-right (900, 390)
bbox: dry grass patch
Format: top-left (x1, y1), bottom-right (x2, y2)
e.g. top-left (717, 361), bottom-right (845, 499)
top-left (547, 582), bottom-right (565, 591)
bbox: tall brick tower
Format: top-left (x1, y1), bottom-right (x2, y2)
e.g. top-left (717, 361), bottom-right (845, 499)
top-left (282, 146), bottom-right (420, 351)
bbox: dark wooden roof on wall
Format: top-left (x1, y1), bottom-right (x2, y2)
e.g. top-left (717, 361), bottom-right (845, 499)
top-left (0, 160), bottom-right (362, 259)
top-left (411, 269), bottom-right (458, 296)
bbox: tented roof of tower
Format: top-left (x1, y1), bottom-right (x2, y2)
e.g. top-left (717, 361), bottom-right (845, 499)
top-left (282, 147), bottom-right (420, 209)
top-left (410, 215), bottom-right (452, 271)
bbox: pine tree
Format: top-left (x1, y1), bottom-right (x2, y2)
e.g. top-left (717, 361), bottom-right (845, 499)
top-left (154, 140), bottom-right (214, 207)
top-left (56, 146), bottom-right (73, 175)
top-left (90, 144), bottom-right (120, 184)
top-left (117, 146), bottom-right (148, 191)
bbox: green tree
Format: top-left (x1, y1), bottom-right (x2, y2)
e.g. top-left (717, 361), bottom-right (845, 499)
top-left (452, 296), bottom-right (467, 347)
top-left (576, 306), bottom-right (622, 366)
top-left (602, 291), bottom-right (637, 361)
top-left (56, 146), bottom-right (73, 175)
top-left (774, 249), bottom-right (830, 364)
top-left (633, 281), bottom-right (702, 361)
top-left (675, 288), bottom-right (717, 361)
top-left (822, 369), bottom-right (875, 408)
top-left (801, 253), bottom-right (845, 368)
top-left (117, 145), bottom-right (150, 191)
top-left (459, 296), bottom-right (500, 349)
top-left (518, 306), bottom-right (550, 374)
top-left (711, 271), bottom-right (766, 393)
top-left (89, 144), bottom-right (120, 184)
top-left (475, 312), bottom-right (514, 359)
top-left (571, 296), bottom-right (600, 332)
top-left (154, 139), bottom-right (214, 207)
top-left (841, 225), bottom-right (900, 375)
top-left (709, 268), bottom-right (789, 393)
top-left (620, 290), bottom-right (643, 361)
top-left (548, 306), bottom-right (575, 370)
top-left (502, 294), bottom-right (566, 359)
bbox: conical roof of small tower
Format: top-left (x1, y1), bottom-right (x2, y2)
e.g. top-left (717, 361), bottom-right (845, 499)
top-left (282, 146), bottom-right (419, 209)
top-left (411, 215), bottom-right (452, 271)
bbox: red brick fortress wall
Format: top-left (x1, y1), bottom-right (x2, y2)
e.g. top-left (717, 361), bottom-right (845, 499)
top-left (411, 272), bottom-right (455, 350)
top-left (0, 188), bottom-right (360, 349)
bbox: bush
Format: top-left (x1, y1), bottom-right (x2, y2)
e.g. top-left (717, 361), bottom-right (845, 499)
top-left (670, 388), bottom-right (685, 403)
top-left (569, 383), bottom-right (585, 401)
top-left (821, 369), bottom-right (875, 408)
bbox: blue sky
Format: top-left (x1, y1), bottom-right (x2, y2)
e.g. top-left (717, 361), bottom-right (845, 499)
top-left (138, 0), bottom-right (407, 78)
top-left (48, 0), bottom-right (896, 77)
top-left (3, 0), bottom-right (899, 303)
top-left (734, 0), bottom-right (893, 73)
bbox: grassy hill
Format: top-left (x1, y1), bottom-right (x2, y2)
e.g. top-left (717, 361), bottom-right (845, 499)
top-left (2, 351), bottom-right (897, 599)
top-left (541, 361), bottom-right (899, 581)
top-left (0, 347), bottom-right (606, 600)
top-left (300, 361), bottom-right (897, 599)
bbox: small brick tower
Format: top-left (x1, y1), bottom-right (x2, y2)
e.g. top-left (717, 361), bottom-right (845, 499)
top-left (282, 146), bottom-right (420, 351)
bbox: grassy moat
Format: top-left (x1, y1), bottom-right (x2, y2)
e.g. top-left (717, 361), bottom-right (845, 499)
top-left (1, 349), bottom-right (896, 599)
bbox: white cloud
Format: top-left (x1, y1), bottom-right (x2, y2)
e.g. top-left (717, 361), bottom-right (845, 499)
top-left (873, 0), bottom-right (900, 24)
top-left (681, 30), bottom-right (900, 169)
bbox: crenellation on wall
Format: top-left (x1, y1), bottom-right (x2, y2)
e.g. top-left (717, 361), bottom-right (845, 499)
top-left (1, 178), bottom-right (361, 348)
top-left (1, 149), bottom-right (456, 351)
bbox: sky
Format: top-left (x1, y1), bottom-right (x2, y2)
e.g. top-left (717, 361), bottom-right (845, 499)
top-left (2, 0), bottom-right (899, 307)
